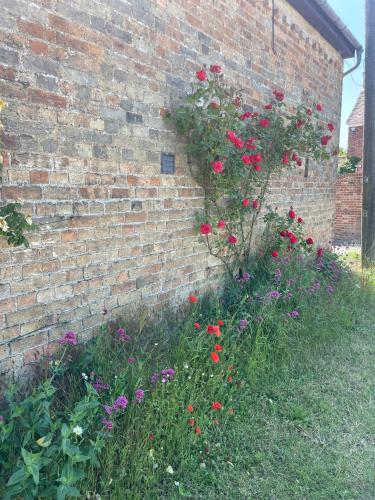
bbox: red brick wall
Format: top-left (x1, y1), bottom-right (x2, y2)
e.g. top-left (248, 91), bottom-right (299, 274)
top-left (347, 126), bottom-right (363, 159)
top-left (334, 173), bottom-right (362, 242)
top-left (0, 0), bottom-right (343, 375)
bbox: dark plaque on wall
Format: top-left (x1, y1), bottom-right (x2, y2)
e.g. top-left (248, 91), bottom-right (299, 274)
top-left (161, 153), bottom-right (175, 174)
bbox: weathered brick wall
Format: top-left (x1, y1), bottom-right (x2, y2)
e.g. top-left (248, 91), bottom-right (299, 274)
top-left (0, 0), bottom-right (342, 375)
top-left (334, 172), bottom-right (362, 243)
top-left (347, 126), bottom-right (363, 159)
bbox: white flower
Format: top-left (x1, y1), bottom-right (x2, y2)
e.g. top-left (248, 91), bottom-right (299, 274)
top-left (199, 462), bottom-right (206, 469)
top-left (25, 216), bottom-right (33, 226)
top-left (166, 465), bottom-right (174, 474)
top-left (81, 372), bottom-right (88, 380)
top-left (174, 481), bottom-right (180, 487)
top-left (72, 425), bottom-right (83, 436)
top-left (0, 217), bottom-right (9, 233)
top-left (183, 363), bottom-right (189, 369)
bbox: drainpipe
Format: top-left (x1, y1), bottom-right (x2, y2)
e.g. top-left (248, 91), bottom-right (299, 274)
top-left (313, 0), bottom-right (363, 77)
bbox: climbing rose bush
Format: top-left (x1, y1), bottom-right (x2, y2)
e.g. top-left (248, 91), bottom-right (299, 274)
top-left (167, 65), bottom-right (334, 278)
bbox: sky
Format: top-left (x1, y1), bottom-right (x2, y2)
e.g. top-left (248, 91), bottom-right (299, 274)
top-left (327, 0), bottom-right (365, 148)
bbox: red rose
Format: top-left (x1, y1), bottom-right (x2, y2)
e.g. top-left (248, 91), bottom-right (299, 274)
top-left (194, 322), bottom-right (201, 329)
top-left (327, 123), bottom-right (335, 132)
top-left (280, 230), bottom-right (287, 237)
top-left (289, 209), bottom-right (296, 219)
top-left (254, 164), bottom-right (262, 172)
top-left (306, 108), bottom-right (313, 116)
top-left (254, 153), bottom-right (262, 162)
top-left (306, 237), bottom-right (314, 245)
top-left (273, 90), bottom-right (284, 101)
top-left (209, 64), bottom-right (221, 73)
top-left (271, 250), bottom-right (279, 258)
top-left (321, 135), bottom-right (331, 145)
top-left (317, 247), bottom-right (324, 257)
top-left (187, 404), bottom-right (194, 412)
top-left (189, 295), bottom-right (198, 303)
top-left (296, 159), bottom-right (302, 167)
top-left (295, 119), bottom-right (304, 129)
top-left (264, 103), bottom-right (273, 110)
top-left (291, 152), bottom-right (298, 162)
top-left (211, 402), bottom-right (222, 410)
top-left (242, 198), bottom-right (250, 207)
top-left (227, 235), bottom-right (238, 245)
top-left (241, 111), bottom-right (251, 120)
top-left (252, 199), bottom-right (259, 209)
top-left (196, 69), bottom-right (207, 81)
top-left (210, 102), bottom-right (219, 109)
top-left (212, 160), bottom-right (223, 173)
top-left (226, 130), bottom-right (236, 141)
top-left (282, 152), bottom-right (289, 165)
top-left (297, 217), bottom-right (304, 223)
top-left (214, 344), bottom-right (222, 351)
top-left (217, 220), bottom-right (226, 228)
top-left (316, 103), bottom-right (322, 111)
top-left (200, 223), bottom-right (212, 235)
top-left (234, 137), bottom-right (245, 149)
top-left (289, 234), bottom-right (298, 244)
top-left (240, 111), bottom-right (251, 120)
top-left (241, 155), bottom-right (251, 165)
top-left (259, 118), bottom-right (270, 128)
top-left (210, 352), bottom-right (220, 363)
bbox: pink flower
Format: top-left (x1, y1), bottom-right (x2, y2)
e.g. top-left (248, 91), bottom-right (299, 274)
top-left (254, 165), bottom-right (262, 172)
top-left (102, 418), bottom-right (113, 430)
top-left (306, 108), bottom-right (313, 116)
top-left (264, 103), bottom-right (273, 110)
top-left (273, 90), bottom-right (284, 101)
top-left (289, 234), bottom-right (298, 244)
top-left (209, 64), bottom-right (222, 73)
top-left (321, 135), bottom-right (331, 146)
top-left (295, 119), bottom-right (304, 129)
top-left (58, 331), bottom-right (77, 345)
top-left (240, 111), bottom-right (251, 120)
top-left (327, 123), bottom-right (335, 132)
top-left (196, 69), bottom-right (207, 81)
top-left (252, 199), bottom-right (259, 209)
top-left (242, 198), bottom-right (250, 207)
top-left (200, 223), bottom-right (212, 235)
top-left (217, 220), bottom-right (226, 228)
top-left (241, 155), bottom-right (252, 165)
top-left (228, 235), bottom-right (238, 245)
top-left (288, 210), bottom-right (296, 219)
top-left (316, 103), bottom-right (322, 111)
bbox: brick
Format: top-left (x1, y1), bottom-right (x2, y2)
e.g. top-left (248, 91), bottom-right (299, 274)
top-left (30, 170), bottom-right (49, 184)
top-left (18, 19), bottom-right (56, 42)
top-left (28, 88), bottom-right (67, 108)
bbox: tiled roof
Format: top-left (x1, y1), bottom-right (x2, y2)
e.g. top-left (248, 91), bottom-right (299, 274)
top-left (347, 90), bottom-right (364, 127)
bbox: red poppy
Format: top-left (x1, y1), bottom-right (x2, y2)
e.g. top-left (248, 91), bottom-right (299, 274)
top-left (217, 320), bottom-right (224, 326)
top-left (210, 352), bottom-right (220, 363)
top-left (211, 160), bottom-right (223, 173)
top-left (211, 402), bottom-right (222, 410)
top-left (187, 404), bottom-right (194, 412)
top-left (194, 322), bottom-right (201, 330)
top-left (195, 426), bottom-right (202, 434)
top-left (227, 375), bottom-right (233, 382)
top-left (189, 295), bottom-right (198, 303)
top-left (271, 250), bottom-right (279, 258)
top-left (242, 198), bottom-right (250, 207)
top-left (214, 344), bottom-right (222, 351)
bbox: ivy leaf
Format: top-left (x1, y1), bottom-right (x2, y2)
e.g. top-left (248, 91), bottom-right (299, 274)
top-left (6, 466), bottom-right (29, 486)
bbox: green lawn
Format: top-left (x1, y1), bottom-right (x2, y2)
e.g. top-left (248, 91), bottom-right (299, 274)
top-left (180, 283), bottom-right (375, 499)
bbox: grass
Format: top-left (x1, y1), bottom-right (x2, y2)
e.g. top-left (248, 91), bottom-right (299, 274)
top-left (181, 275), bottom-right (375, 499)
top-left (1, 253), bottom-right (374, 499)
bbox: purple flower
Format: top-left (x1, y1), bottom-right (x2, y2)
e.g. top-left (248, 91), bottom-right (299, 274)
top-left (103, 404), bottom-right (113, 415)
top-left (237, 271), bottom-right (251, 283)
top-left (102, 418), bottom-right (113, 430)
top-left (150, 372), bottom-right (159, 385)
top-left (92, 379), bottom-right (110, 392)
top-left (117, 328), bottom-right (131, 342)
top-left (288, 310), bottom-right (299, 318)
top-left (274, 268), bottom-right (282, 283)
top-left (238, 319), bottom-right (249, 331)
top-left (160, 368), bottom-right (175, 380)
top-left (128, 357), bottom-right (136, 364)
top-left (58, 331), bottom-right (77, 345)
top-left (135, 389), bottom-right (145, 403)
top-left (267, 290), bottom-right (281, 300)
top-left (113, 395), bottom-right (128, 411)
top-left (326, 285), bottom-right (334, 296)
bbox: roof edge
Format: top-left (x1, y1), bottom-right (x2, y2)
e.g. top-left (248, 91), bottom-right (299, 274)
top-left (286, 0), bottom-right (362, 59)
